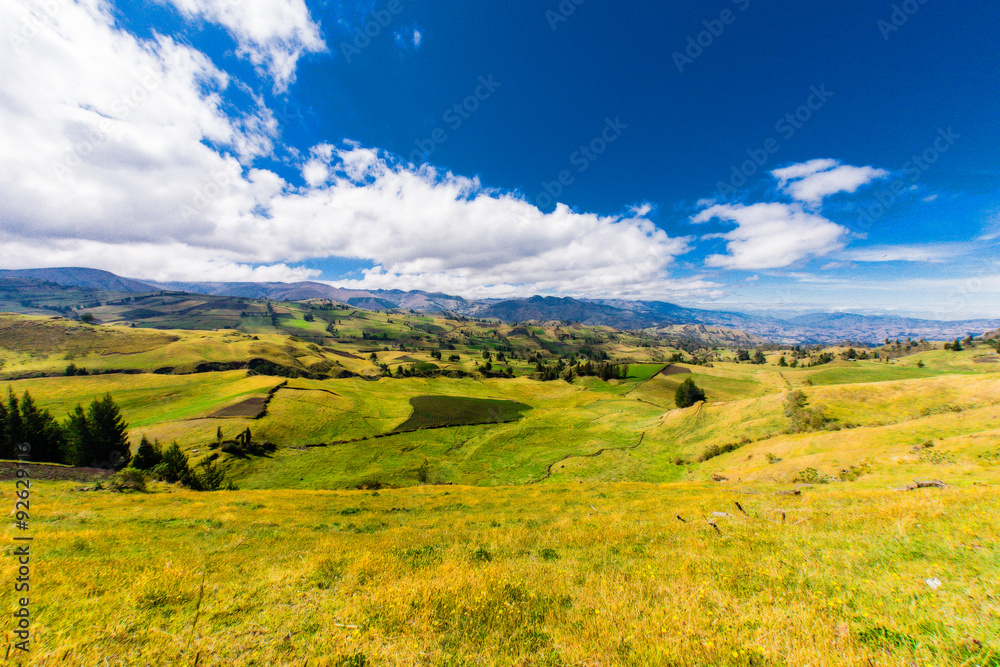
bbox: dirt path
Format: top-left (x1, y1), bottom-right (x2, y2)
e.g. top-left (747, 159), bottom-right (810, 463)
top-left (530, 432), bottom-right (646, 484)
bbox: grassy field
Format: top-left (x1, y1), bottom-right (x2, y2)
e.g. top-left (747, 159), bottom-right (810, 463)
top-left (1, 310), bottom-right (999, 665)
top-left (6, 481), bottom-right (998, 666)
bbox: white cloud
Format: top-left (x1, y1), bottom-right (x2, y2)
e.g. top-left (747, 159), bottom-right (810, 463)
top-left (629, 202), bottom-right (654, 217)
top-left (838, 244), bottom-right (968, 263)
top-left (393, 25), bottom-right (422, 51)
top-left (772, 159), bottom-right (888, 206)
top-left (693, 202), bottom-right (847, 270)
top-left (0, 2), bottom-right (709, 300)
top-left (258, 145), bottom-right (701, 299)
top-left (162, 0), bottom-right (325, 91)
top-left (1, 0), bottom-right (278, 243)
top-left (0, 237), bottom-right (319, 283)
top-left (979, 213), bottom-right (1000, 241)
top-left (770, 158), bottom-right (839, 183)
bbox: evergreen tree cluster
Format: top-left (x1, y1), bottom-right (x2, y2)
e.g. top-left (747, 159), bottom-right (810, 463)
top-left (130, 438), bottom-right (231, 491)
top-left (534, 358), bottom-right (627, 382)
top-left (0, 390), bottom-right (130, 468)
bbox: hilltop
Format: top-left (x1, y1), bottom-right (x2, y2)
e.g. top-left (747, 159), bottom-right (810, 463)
top-left (3, 267), bottom-right (999, 343)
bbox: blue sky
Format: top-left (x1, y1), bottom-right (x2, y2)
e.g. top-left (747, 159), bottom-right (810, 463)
top-left (2, 0), bottom-right (999, 318)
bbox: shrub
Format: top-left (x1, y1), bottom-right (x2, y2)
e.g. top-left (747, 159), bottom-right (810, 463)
top-left (111, 468), bottom-right (147, 492)
top-left (784, 390), bottom-right (836, 433)
top-left (538, 548), bottom-right (560, 561)
top-left (471, 547), bottom-right (493, 563)
top-left (674, 377), bottom-right (706, 408)
top-left (698, 441), bottom-right (743, 462)
top-left (189, 460), bottom-right (228, 491)
top-left (793, 467), bottom-right (831, 484)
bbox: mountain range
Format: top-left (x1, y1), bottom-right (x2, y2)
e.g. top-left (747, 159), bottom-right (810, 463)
top-left (2, 267), bottom-right (998, 345)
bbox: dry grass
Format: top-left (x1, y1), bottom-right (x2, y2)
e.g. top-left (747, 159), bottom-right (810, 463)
top-left (9, 481), bottom-right (998, 666)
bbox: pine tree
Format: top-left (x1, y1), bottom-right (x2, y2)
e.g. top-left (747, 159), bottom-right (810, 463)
top-left (131, 435), bottom-right (162, 470)
top-left (88, 393), bottom-right (131, 468)
top-left (0, 399), bottom-right (8, 460)
top-left (18, 392), bottom-right (66, 463)
top-left (65, 394), bottom-right (130, 468)
top-left (157, 442), bottom-right (191, 483)
top-left (5, 390), bottom-right (25, 458)
top-left (64, 404), bottom-right (91, 466)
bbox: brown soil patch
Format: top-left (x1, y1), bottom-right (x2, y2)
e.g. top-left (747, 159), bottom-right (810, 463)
top-left (973, 356), bottom-right (999, 363)
top-left (0, 461), bottom-right (115, 482)
top-left (658, 364), bottom-right (692, 376)
top-left (324, 347), bottom-right (361, 359)
top-left (208, 396), bottom-right (269, 418)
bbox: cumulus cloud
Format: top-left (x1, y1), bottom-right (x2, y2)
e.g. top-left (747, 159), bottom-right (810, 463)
top-left (629, 202), bottom-right (654, 217)
top-left (772, 159), bottom-right (888, 206)
top-left (162, 0), bottom-right (325, 91)
top-left (0, 0), bottom-right (708, 300)
top-left (692, 202), bottom-right (847, 270)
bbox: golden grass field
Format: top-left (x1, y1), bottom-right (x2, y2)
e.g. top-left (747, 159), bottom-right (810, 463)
top-left (1, 313), bottom-right (998, 665)
top-left (4, 481), bottom-right (997, 666)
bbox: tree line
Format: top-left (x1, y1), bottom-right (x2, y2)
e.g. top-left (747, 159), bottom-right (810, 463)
top-left (1, 388), bottom-right (232, 491)
top-left (0, 390), bottom-right (130, 468)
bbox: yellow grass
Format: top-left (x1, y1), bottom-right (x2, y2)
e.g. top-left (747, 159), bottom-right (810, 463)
top-left (7, 482), bottom-right (997, 666)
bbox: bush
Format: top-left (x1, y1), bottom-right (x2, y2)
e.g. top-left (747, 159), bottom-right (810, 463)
top-left (793, 467), bottom-right (831, 484)
top-left (674, 377), bottom-right (706, 408)
top-left (698, 441), bottom-right (743, 462)
top-left (111, 468), bottom-right (147, 492)
top-left (189, 461), bottom-right (228, 491)
top-left (784, 390), bottom-right (836, 433)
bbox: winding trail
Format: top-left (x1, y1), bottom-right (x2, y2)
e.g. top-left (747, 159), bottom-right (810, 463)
top-left (530, 431), bottom-right (646, 484)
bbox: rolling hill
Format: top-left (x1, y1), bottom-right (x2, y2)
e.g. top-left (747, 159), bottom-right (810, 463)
top-left (2, 266), bottom-right (999, 343)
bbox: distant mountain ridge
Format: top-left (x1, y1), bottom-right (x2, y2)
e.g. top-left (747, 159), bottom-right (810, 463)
top-left (0, 267), bottom-right (157, 293)
top-left (2, 267), bottom-right (998, 344)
